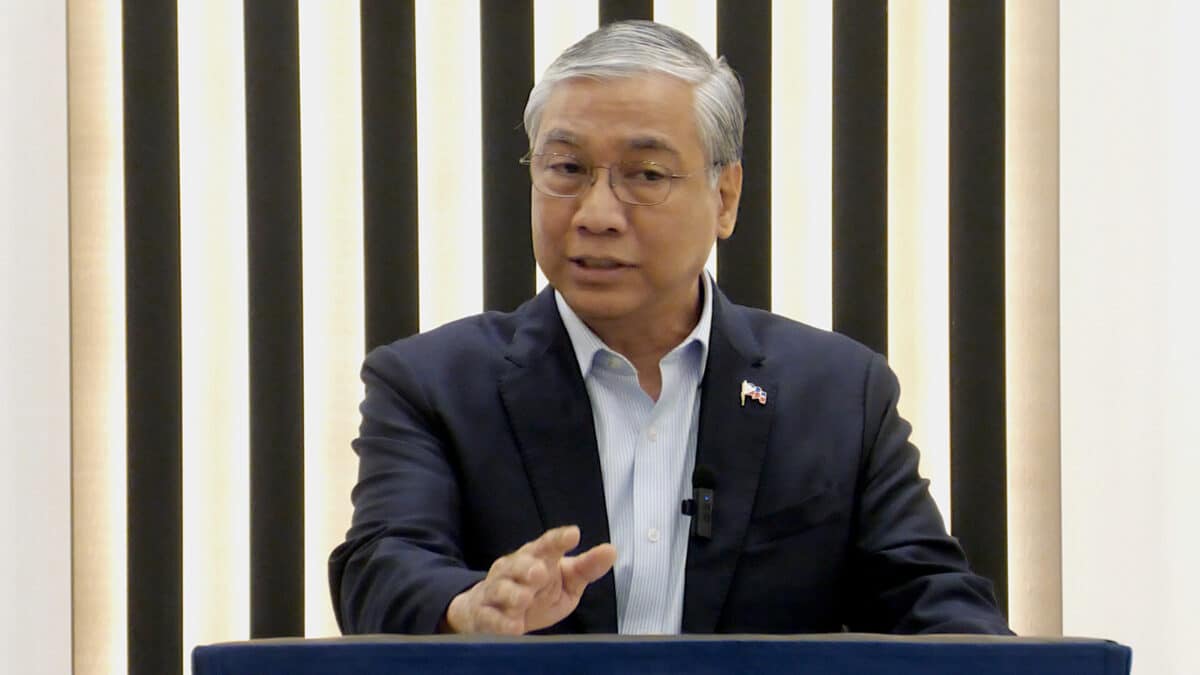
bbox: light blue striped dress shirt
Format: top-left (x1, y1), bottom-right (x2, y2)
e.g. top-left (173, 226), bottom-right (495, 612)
top-left (554, 273), bottom-right (712, 634)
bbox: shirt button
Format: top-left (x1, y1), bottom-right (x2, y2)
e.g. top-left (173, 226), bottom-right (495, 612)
top-left (647, 428), bottom-right (658, 442)
top-left (647, 528), bottom-right (660, 543)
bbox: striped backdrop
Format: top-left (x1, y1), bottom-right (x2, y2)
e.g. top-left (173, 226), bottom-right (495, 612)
top-left (67, 1), bottom-right (1059, 674)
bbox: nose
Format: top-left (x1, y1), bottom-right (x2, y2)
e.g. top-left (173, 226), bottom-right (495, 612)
top-left (571, 166), bottom-right (628, 234)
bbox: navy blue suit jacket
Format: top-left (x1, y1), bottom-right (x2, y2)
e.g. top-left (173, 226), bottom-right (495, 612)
top-left (329, 284), bottom-right (1010, 636)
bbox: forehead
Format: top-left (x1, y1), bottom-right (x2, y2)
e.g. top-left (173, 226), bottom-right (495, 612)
top-left (536, 73), bottom-right (703, 159)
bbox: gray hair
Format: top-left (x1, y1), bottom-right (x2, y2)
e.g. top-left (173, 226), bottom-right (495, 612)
top-left (523, 20), bottom-right (745, 176)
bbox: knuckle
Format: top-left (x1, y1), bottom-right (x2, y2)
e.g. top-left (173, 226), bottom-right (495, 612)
top-left (527, 559), bottom-right (547, 581)
top-left (488, 579), bottom-right (512, 604)
top-left (490, 579), bottom-right (514, 605)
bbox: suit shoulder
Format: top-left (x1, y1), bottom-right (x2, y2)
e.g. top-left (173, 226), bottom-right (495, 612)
top-left (365, 308), bottom-right (519, 375)
top-left (734, 304), bottom-right (880, 368)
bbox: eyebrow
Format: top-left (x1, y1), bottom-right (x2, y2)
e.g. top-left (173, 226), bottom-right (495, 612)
top-left (539, 129), bottom-right (682, 158)
top-left (626, 136), bottom-right (681, 158)
top-left (541, 128), bottom-right (581, 148)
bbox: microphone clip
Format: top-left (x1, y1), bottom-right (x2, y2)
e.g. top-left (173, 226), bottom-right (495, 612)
top-left (681, 487), bottom-right (714, 540)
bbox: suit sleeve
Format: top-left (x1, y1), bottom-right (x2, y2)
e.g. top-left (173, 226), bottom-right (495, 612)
top-left (845, 352), bottom-right (1013, 635)
top-left (328, 345), bottom-right (486, 634)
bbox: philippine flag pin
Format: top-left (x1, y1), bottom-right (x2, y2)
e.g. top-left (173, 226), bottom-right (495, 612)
top-left (740, 380), bottom-right (767, 407)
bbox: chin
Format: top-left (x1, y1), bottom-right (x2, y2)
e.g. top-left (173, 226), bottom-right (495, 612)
top-left (558, 286), bottom-right (638, 323)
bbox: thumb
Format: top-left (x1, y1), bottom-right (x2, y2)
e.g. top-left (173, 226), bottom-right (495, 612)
top-left (560, 543), bottom-right (617, 596)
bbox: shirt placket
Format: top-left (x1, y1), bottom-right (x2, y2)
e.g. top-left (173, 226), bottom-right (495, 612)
top-left (624, 357), bottom-right (681, 634)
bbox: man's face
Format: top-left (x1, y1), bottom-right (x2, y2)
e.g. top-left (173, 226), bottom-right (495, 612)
top-left (530, 73), bottom-right (741, 329)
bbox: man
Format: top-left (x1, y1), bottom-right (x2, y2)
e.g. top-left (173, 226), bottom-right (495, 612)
top-left (330, 20), bottom-right (1010, 637)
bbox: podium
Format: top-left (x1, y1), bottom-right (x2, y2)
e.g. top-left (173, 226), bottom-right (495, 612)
top-left (193, 634), bottom-right (1131, 674)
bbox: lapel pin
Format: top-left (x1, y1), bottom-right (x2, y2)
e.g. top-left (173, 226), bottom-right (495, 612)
top-left (740, 380), bottom-right (767, 407)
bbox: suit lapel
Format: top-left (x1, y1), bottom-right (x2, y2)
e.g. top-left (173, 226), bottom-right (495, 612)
top-left (682, 289), bottom-right (775, 633)
top-left (498, 289), bottom-right (617, 633)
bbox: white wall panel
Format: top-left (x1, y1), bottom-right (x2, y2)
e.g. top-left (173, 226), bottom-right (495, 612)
top-left (0, 3), bottom-right (72, 674)
top-left (1161, 7), bottom-right (1200, 671)
top-left (1061, 1), bottom-right (1200, 672)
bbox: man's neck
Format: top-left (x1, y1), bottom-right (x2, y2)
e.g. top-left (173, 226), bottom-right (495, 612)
top-left (582, 279), bottom-right (704, 400)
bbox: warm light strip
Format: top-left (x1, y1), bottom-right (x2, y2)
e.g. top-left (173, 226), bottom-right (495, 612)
top-left (653, 0), bottom-right (716, 54)
top-left (531, 0), bottom-right (598, 292)
top-left (298, 0), bottom-right (366, 637)
top-left (886, 1), bottom-right (951, 522)
top-left (653, 0), bottom-right (718, 278)
top-left (416, 0), bottom-right (484, 326)
top-left (68, 0), bottom-right (128, 672)
top-left (770, 0), bottom-right (832, 328)
top-left (533, 0), bottom-right (599, 83)
top-left (177, 0), bottom-right (250, 668)
top-left (1004, 0), bottom-right (1062, 636)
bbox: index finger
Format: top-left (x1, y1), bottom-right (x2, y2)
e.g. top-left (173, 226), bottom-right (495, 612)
top-left (518, 525), bottom-right (581, 561)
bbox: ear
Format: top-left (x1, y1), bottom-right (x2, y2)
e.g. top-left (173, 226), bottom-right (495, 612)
top-left (715, 161), bottom-right (742, 240)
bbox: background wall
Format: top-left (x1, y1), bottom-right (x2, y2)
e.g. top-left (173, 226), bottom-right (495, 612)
top-left (1059, 2), bottom-right (1200, 674)
top-left (0, 3), bottom-right (73, 675)
top-left (70, 4), bottom-right (1029, 670)
top-left (5, 1), bottom-right (1198, 674)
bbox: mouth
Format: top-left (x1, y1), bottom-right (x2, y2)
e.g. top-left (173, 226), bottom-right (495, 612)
top-left (569, 256), bottom-right (633, 271)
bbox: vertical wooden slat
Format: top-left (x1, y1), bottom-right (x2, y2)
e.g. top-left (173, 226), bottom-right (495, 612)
top-left (831, 0), bottom-right (888, 354)
top-left (122, 0), bottom-right (182, 671)
top-left (716, 0), bottom-right (771, 310)
top-left (600, 0), bottom-right (653, 24)
top-left (245, 0), bottom-right (306, 638)
top-left (363, 0), bottom-right (421, 345)
top-left (949, 0), bottom-right (1008, 615)
top-left (481, 0), bottom-right (536, 312)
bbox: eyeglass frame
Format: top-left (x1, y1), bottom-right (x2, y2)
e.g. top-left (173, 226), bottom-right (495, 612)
top-left (519, 151), bottom-right (697, 206)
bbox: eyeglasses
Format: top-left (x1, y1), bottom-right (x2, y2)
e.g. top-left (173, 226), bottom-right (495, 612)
top-left (519, 152), bottom-right (692, 206)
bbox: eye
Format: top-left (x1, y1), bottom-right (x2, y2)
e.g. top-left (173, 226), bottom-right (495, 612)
top-left (544, 156), bottom-right (587, 175)
top-left (623, 162), bottom-right (670, 182)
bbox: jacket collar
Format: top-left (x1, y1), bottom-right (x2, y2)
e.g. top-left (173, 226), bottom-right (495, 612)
top-left (682, 287), bottom-right (774, 633)
top-left (500, 287), bottom-right (617, 632)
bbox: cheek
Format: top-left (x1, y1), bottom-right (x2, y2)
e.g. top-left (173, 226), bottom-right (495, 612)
top-left (533, 199), bottom-right (574, 236)
top-left (530, 203), bottom-right (568, 267)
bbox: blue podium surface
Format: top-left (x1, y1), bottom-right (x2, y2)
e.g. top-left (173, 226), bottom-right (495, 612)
top-left (193, 634), bottom-right (1131, 675)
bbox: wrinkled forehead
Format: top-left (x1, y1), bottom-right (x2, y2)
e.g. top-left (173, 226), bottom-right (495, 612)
top-left (539, 127), bottom-right (683, 159)
top-left (533, 74), bottom-right (702, 160)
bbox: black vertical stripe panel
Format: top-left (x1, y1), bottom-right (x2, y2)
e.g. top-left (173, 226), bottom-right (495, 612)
top-left (481, 1), bottom-right (536, 312)
top-left (363, 1), bottom-right (421, 346)
top-left (123, 1), bottom-right (182, 672)
top-left (831, 1), bottom-right (888, 355)
top-left (245, 0), bottom-right (306, 638)
top-left (716, 0), bottom-right (771, 310)
top-left (600, 0), bottom-right (652, 24)
top-left (949, 2), bottom-right (1008, 615)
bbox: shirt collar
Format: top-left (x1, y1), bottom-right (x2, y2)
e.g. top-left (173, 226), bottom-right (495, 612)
top-left (554, 271), bottom-right (714, 379)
